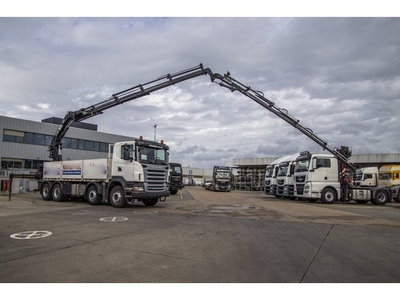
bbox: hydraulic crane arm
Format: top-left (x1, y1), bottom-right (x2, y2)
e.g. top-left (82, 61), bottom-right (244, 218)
top-left (210, 71), bottom-right (357, 172)
top-left (49, 63), bottom-right (356, 172)
top-left (49, 64), bottom-right (214, 161)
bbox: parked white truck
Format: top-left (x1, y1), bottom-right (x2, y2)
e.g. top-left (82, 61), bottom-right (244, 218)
top-left (293, 150), bottom-right (392, 205)
top-left (354, 167), bottom-right (379, 187)
top-left (275, 153), bottom-right (301, 199)
top-left (264, 156), bottom-right (289, 196)
top-left (40, 138), bottom-right (170, 208)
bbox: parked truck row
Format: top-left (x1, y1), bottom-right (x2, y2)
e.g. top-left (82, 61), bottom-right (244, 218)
top-left (265, 150), bottom-right (400, 205)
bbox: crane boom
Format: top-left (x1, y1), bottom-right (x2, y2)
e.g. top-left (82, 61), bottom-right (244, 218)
top-left (210, 71), bottom-right (357, 172)
top-left (48, 64), bottom-right (213, 160)
top-left (48, 63), bottom-right (356, 172)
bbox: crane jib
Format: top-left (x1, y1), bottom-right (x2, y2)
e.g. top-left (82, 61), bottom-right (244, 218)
top-left (48, 63), bottom-right (356, 172)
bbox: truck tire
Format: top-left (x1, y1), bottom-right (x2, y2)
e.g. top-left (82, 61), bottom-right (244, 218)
top-left (321, 187), bottom-right (337, 204)
top-left (87, 185), bottom-right (102, 205)
top-left (143, 198), bottom-right (158, 206)
top-left (110, 186), bottom-right (126, 208)
top-left (169, 189), bottom-right (178, 195)
top-left (41, 183), bottom-right (53, 201)
top-left (395, 193), bottom-right (400, 203)
top-left (52, 183), bottom-right (66, 202)
top-left (373, 189), bottom-right (389, 205)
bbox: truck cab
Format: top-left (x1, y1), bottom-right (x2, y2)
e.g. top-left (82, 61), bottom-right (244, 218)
top-left (265, 156), bottom-right (290, 196)
top-left (379, 165), bottom-right (400, 187)
top-left (275, 153), bottom-right (300, 199)
top-left (168, 163), bottom-right (184, 195)
top-left (293, 151), bottom-right (340, 202)
top-left (354, 167), bottom-right (379, 187)
top-left (210, 166), bottom-right (232, 191)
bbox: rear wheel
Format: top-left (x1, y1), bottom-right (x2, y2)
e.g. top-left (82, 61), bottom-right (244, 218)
top-left (143, 198), bottom-right (158, 206)
top-left (110, 186), bottom-right (126, 208)
top-left (41, 183), bottom-right (52, 201)
top-left (52, 183), bottom-right (66, 202)
top-left (87, 185), bottom-right (102, 205)
top-left (321, 188), bottom-right (337, 204)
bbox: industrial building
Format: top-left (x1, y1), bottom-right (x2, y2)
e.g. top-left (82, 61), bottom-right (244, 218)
top-left (1, 115), bottom-right (400, 193)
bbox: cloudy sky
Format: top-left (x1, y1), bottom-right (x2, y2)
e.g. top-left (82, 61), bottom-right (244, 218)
top-left (1, 4), bottom-right (399, 168)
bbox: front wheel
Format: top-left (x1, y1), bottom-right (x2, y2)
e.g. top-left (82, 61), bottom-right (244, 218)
top-left (110, 186), bottom-right (126, 208)
top-left (321, 188), bottom-right (337, 204)
top-left (143, 198), bottom-right (158, 206)
top-left (373, 189), bottom-right (389, 205)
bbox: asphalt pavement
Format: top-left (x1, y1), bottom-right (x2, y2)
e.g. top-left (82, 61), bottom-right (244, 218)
top-left (1, 186), bottom-right (400, 285)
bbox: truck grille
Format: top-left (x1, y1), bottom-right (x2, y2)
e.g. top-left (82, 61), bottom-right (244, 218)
top-left (144, 166), bottom-right (168, 192)
top-left (217, 180), bottom-right (229, 187)
top-left (296, 175), bottom-right (306, 183)
top-left (296, 184), bottom-right (305, 195)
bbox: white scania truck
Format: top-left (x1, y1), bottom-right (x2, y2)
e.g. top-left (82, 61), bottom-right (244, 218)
top-left (40, 139), bottom-right (169, 208)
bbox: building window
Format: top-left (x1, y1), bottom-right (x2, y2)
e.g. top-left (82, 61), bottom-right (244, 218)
top-left (77, 139), bottom-right (85, 150)
top-left (70, 138), bottom-right (77, 149)
top-left (3, 128), bottom-right (110, 153)
top-left (33, 133), bottom-right (45, 145)
top-left (25, 132), bottom-right (34, 144)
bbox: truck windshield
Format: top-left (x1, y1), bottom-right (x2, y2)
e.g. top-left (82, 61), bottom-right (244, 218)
top-left (138, 146), bottom-right (168, 165)
top-left (295, 159), bottom-right (310, 172)
top-left (379, 173), bottom-right (391, 180)
top-left (265, 166), bottom-right (274, 178)
top-left (216, 172), bottom-right (231, 178)
top-left (355, 170), bottom-right (363, 181)
top-left (277, 165), bottom-right (288, 176)
top-left (171, 166), bottom-right (182, 173)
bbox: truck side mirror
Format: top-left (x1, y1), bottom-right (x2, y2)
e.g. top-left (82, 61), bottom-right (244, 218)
top-left (311, 158), bottom-right (317, 171)
top-left (289, 164), bottom-right (295, 176)
top-left (122, 144), bottom-right (133, 162)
